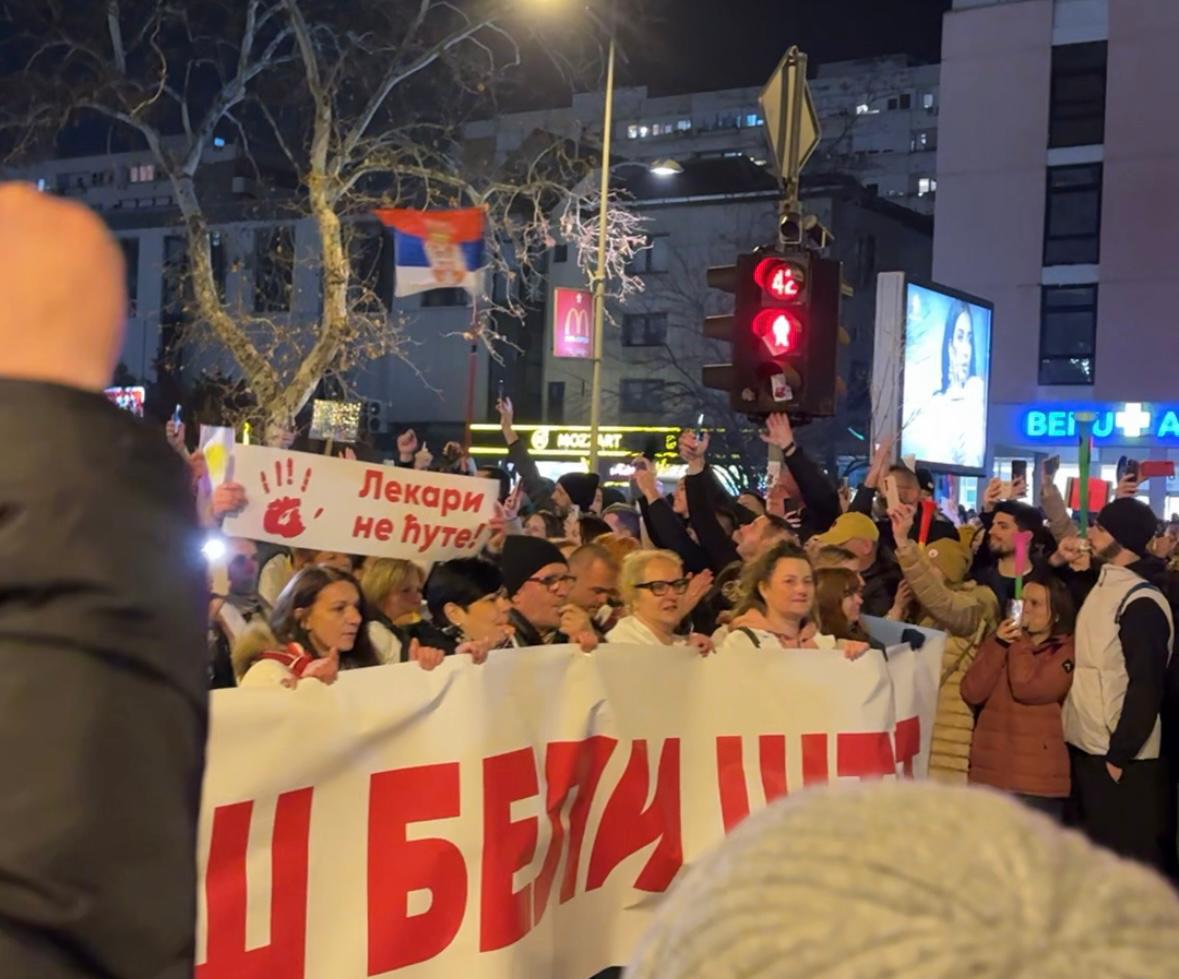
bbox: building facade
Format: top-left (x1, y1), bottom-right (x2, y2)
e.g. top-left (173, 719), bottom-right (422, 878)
top-left (934, 0), bottom-right (1179, 515)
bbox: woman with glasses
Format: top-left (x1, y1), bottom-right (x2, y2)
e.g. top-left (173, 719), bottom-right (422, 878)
top-left (609, 550), bottom-right (713, 654)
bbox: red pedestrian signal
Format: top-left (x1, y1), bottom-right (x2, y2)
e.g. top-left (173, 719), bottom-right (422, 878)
top-left (755, 258), bottom-right (805, 301)
top-left (752, 309), bottom-right (799, 356)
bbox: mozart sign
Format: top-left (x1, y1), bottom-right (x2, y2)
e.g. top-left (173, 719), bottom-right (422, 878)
top-left (552, 287), bottom-right (594, 359)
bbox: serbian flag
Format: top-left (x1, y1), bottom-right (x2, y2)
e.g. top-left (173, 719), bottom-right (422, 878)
top-left (374, 207), bottom-right (487, 299)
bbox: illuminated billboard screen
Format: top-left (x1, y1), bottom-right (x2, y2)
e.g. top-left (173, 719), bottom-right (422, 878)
top-left (899, 281), bottom-right (993, 473)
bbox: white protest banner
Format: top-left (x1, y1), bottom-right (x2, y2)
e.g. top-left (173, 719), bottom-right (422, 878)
top-left (195, 636), bottom-right (944, 979)
top-left (222, 445), bottom-right (497, 561)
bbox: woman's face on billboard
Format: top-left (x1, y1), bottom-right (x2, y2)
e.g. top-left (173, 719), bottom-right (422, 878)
top-left (949, 309), bottom-right (973, 384)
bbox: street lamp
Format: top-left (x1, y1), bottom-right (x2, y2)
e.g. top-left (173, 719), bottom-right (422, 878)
top-left (649, 158), bottom-right (684, 177)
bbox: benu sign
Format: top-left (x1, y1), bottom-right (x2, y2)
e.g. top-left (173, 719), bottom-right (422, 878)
top-left (1021, 402), bottom-right (1179, 443)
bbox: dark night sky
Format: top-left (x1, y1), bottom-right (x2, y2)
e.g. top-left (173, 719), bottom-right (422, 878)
top-left (619, 0), bottom-right (952, 94)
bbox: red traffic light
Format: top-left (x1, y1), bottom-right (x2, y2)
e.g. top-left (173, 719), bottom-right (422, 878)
top-left (754, 258), bottom-right (805, 301)
top-left (752, 309), bottom-right (800, 357)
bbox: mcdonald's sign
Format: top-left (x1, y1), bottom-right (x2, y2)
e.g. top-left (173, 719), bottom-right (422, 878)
top-left (552, 287), bottom-right (594, 359)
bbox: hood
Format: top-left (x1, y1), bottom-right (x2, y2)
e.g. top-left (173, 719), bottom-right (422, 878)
top-left (1127, 555), bottom-right (1170, 589)
top-left (231, 621), bottom-right (280, 681)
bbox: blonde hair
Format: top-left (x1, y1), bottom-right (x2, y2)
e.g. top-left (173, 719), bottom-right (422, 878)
top-left (361, 558), bottom-right (425, 615)
top-left (619, 549), bottom-right (684, 609)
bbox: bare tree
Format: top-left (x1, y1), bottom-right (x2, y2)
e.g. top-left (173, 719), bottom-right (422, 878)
top-left (0, 0), bottom-right (646, 430)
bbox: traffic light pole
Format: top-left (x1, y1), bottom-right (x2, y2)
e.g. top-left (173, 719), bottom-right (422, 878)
top-left (587, 24), bottom-right (617, 474)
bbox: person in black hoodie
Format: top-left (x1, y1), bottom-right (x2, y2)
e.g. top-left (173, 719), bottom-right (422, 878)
top-left (1063, 498), bottom-right (1174, 871)
top-left (0, 183), bottom-right (208, 978)
top-left (497, 397), bottom-right (599, 516)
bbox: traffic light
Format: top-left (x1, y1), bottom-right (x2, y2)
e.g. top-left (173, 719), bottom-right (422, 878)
top-left (702, 247), bottom-right (842, 419)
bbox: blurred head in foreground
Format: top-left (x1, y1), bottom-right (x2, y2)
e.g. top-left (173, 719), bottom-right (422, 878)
top-left (624, 781), bottom-right (1179, 979)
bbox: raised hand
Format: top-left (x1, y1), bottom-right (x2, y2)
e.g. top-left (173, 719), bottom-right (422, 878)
top-left (996, 618), bottom-right (1022, 644)
top-left (302, 647), bottom-right (340, 685)
top-left (982, 477), bottom-right (1004, 512)
top-left (889, 502), bottom-right (917, 542)
top-left (497, 396), bottom-right (514, 430)
top-left (211, 481), bottom-right (248, 520)
top-left (682, 569), bottom-right (715, 614)
top-left (759, 412), bottom-right (795, 451)
top-left (413, 442), bottom-right (434, 471)
top-left (677, 430), bottom-right (710, 472)
top-left (687, 633), bottom-right (714, 657)
top-left (1116, 474), bottom-right (1140, 500)
top-left (165, 419), bottom-right (187, 457)
top-left (559, 604), bottom-right (593, 638)
top-left (631, 456), bottom-right (660, 502)
top-left (867, 436), bottom-right (895, 487)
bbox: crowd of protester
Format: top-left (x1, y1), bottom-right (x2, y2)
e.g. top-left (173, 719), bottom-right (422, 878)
top-left (194, 394), bottom-right (1179, 882)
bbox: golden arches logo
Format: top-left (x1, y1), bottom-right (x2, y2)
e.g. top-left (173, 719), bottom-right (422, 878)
top-left (563, 304), bottom-right (590, 340)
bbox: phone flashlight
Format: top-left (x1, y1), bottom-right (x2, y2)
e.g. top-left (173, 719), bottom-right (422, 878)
top-left (202, 535), bottom-right (227, 562)
top-left (171, 403), bottom-right (183, 426)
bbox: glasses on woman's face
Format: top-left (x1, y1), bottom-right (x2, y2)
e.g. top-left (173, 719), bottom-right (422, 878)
top-left (636, 578), bottom-right (690, 597)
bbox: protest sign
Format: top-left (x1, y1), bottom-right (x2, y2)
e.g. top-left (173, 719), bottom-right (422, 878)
top-left (223, 445), bottom-right (497, 561)
top-left (196, 636), bottom-right (944, 979)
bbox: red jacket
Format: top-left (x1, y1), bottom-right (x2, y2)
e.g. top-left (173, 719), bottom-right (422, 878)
top-left (960, 633), bottom-right (1075, 798)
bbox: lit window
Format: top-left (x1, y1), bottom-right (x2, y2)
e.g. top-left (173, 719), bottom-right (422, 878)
top-left (855, 103), bottom-right (873, 115)
top-left (917, 177), bottom-right (938, 197)
top-left (129, 164), bottom-right (155, 183)
top-left (922, 92), bottom-right (935, 110)
top-left (35, 178), bottom-right (47, 192)
top-left (627, 124), bottom-right (639, 139)
top-left (213, 136), bottom-right (226, 148)
top-left (676, 119), bottom-right (692, 131)
top-left (744, 113), bottom-right (763, 127)
top-left (638, 125), bottom-right (649, 138)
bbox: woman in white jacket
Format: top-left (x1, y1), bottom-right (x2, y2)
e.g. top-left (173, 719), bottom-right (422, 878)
top-left (717, 542), bottom-right (867, 658)
top-left (608, 550), bottom-right (712, 655)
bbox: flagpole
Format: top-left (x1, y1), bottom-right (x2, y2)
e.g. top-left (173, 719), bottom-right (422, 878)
top-left (587, 8), bottom-right (617, 476)
top-left (464, 297), bottom-right (479, 453)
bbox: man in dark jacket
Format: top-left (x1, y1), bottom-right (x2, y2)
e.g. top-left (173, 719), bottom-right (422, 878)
top-left (1064, 498), bottom-right (1174, 871)
top-left (0, 184), bottom-right (208, 978)
top-left (497, 397), bottom-right (599, 516)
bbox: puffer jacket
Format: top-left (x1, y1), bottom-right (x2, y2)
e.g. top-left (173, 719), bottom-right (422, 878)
top-left (960, 633), bottom-right (1075, 797)
top-left (897, 544), bottom-right (1001, 783)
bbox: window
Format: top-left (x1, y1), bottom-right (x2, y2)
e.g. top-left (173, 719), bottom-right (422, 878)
top-left (213, 136), bottom-right (226, 148)
top-left (208, 231), bottom-right (227, 302)
top-left (620, 378), bottom-right (665, 414)
top-left (922, 92), bottom-right (936, 110)
top-left (129, 163), bottom-right (155, 183)
top-left (917, 177), bottom-right (938, 197)
top-left (911, 129), bottom-right (936, 152)
top-left (119, 238), bottom-right (139, 315)
top-left (547, 381), bottom-right (566, 424)
top-left (626, 234), bottom-right (669, 274)
top-left (887, 97), bottom-right (898, 111)
top-left (627, 124), bottom-right (639, 139)
top-left (622, 313), bottom-right (668, 347)
top-left (255, 226), bottom-right (294, 313)
top-left (676, 119), bottom-right (692, 132)
top-left (855, 103), bottom-right (871, 115)
top-left (421, 287), bottom-right (467, 307)
top-left (743, 113), bottom-right (764, 127)
top-left (899, 93), bottom-right (912, 110)
top-left (1039, 284), bottom-right (1097, 385)
top-left (1044, 163), bottom-right (1102, 265)
top-left (1049, 42), bottom-right (1107, 148)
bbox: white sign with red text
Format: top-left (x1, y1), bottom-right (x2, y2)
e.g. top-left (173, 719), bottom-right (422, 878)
top-left (222, 445), bottom-right (497, 561)
top-left (195, 638), bottom-right (943, 979)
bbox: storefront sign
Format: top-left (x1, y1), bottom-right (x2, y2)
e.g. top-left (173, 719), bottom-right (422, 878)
top-left (1021, 402), bottom-right (1179, 443)
top-left (552, 287), bottom-right (594, 359)
top-left (469, 425), bottom-right (680, 460)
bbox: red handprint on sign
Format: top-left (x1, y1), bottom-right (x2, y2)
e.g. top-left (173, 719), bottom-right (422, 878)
top-left (259, 458), bottom-right (323, 540)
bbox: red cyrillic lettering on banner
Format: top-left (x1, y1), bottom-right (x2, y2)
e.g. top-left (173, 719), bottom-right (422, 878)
top-left (404, 485), bottom-right (421, 506)
top-left (480, 749), bottom-right (539, 952)
top-left (374, 518), bottom-right (393, 542)
top-left (893, 716), bottom-right (921, 778)
top-left (418, 523), bottom-right (443, 553)
top-left (359, 470), bottom-right (383, 499)
top-left (528, 737), bottom-right (617, 916)
top-left (715, 736), bottom-right (750, 833)
top-left (454, 528), bottom-right (473, 549)
top-left (586, 739), bottom-right (682, 893)
top-left (196, 788), bottom-right (313, 979)
top-left (837, 732), bottom-right (896, 780)
top-left (437, 526), bottom-right (458, 549)
top-left (759, 734), bottom-right (788, 803)
top-left (401, 513), bottom-right (421, 545)
top-left (367, 764), bottom-right (466, 974)
top-left (801, 733), bottom-right (829, 786)
top-left (441, 488), bottom-right (462, 517)
top-left (384, 480), bottom-right (402, 504)
top-left (462, 491), bottom-right (485, 513)
top-left (422, 486), bottom-right (440, 509)
top-left (353, 516), bottom-right (375, 538)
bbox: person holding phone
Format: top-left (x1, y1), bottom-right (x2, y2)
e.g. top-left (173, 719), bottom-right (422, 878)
top-left (960, 574), bottom-right (1076, 819)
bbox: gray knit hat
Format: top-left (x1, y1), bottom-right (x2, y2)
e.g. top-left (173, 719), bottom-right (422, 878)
top-left (625, 782), bottom-right (1179, 979)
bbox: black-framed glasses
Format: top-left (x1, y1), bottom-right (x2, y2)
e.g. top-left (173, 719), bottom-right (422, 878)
top-left (636, 578), bottom-right (690, 597)
top-left (526, 573), bottom-right (576, 591)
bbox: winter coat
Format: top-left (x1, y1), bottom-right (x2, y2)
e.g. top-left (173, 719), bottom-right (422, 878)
top-left (960, 633), bottom-right (1075, 798)
top-left (0, 380), bottom-right (208, 979)
top-left (896, 541), bottom-right (1001, 783)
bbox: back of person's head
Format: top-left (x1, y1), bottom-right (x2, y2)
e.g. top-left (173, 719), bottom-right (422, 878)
top-left (476, 466), bottom-right (511, 503)
top-left (579, 514), bottom-right (612, 543)
top-left (813, 545), bottom-right (857, 570)
top-left (596, 532), bottom-right (641, 565)
top-left (603, 503), bottom-right (641, 540)
top-left (568, 541), bottom-right (619, 576)
top-left (424, 558), bottom-right (503, 624)
top-left (625, 781), bottom-right (1179, 979)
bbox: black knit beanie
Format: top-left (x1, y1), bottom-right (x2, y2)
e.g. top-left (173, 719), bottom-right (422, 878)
top-left (501, 535), bottom-right (567, 597)
top-left (1097, 498), bottom-right (1158, 557)
top-left (558, 472), bottom-right (600, 510)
